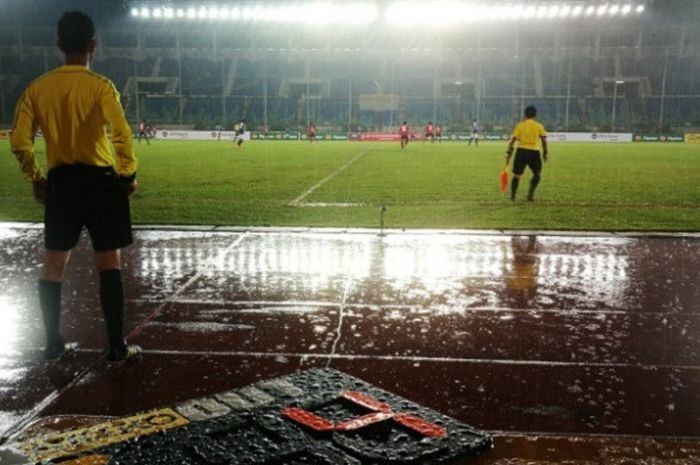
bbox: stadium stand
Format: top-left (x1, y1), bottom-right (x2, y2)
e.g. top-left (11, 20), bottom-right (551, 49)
top-left (1, 3), bottom-right (699, 133)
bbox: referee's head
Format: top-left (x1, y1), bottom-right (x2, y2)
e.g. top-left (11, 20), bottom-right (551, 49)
top-left (524, 106), bottom-right (537, 119)
top-left (57, 11), bottom-right (96, 55)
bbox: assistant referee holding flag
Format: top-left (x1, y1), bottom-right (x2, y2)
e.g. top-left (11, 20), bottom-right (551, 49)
top-left (505, 106), bottom-right (548, 202)
top-left (10, 11), bottom-right (142, 362)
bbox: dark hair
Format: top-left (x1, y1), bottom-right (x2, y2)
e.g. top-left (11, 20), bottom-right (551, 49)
top-left (58, 11), bottom-right (95, 54)
top-left (403, 121), bottom-right (407, 124)
top-left (524, 106), bottom-right (537, 118)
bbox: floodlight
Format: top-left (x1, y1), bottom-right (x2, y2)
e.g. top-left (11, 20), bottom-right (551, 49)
top-left (176, 8), bottom-right (185, 18)
top-left (198, 6), bottom-right (207, 19)
top-left (597, 4), bottom-right (608, 15)
top-left (585, 5), bottom-right (595, 15)
top-left (186, 7), bottom-right (196, 19)
top-left (524, 6), bottom-right (536, 18)
top-left (130, 7), bottom-right (139, 17)
top-left (346, 3), bottom-right (379, 25)
top-left (572, 5), bottom-right (583, 16)
top-left (164, 7), bottom-right (174, 18)
top-left (621, 4), bottom-right (632, 14)
top-left (140, 7), bottom-right (149, 18)
top-left (207, 7), bottom-right (218, 19)
top-left (636, 5), bottom-right (645, 13)
top-left (219, 7), bottom-right (230, 19)
top-left (153, 7), bottom-right (162, 18)
top-left (609, 5), bottom-right (620, 15)
top-left (547, 5), bottom-right (559, 18)
top-left (560, 5), bottom-right (571, 17)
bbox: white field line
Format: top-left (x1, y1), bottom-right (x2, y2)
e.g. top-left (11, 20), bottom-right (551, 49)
top-left (289, 146), bottom-right (374, 206)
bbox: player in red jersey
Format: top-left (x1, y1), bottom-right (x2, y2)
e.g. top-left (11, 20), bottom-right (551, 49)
top-left (137, 119), bottom-right (150, 145)
top-left (424, 121), bottom-right (434, 143)
top-left (399, 121), bottom-right (410, 149)
top-left (307, 122), bottom-right (317, 143)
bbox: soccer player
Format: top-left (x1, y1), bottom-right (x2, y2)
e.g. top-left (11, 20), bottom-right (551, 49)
top-left (10, 11), bottom-right (142, 362)
top-left (468, 119), bottom-right (480, 146)
top-left (137, 119), bottom-right (150, 145)
top-left (235, 118), bottom-right (246, 148)
top-left (435, 124), bottom-right (443, 143)
top-left (505, 106), bottom-right (548, 202)
top-left (307, 122), bottom-right (317, 143)
top-left (424, 121), bottom-right (434, 143)
top-left (399, 121), bottom-right (410, 149)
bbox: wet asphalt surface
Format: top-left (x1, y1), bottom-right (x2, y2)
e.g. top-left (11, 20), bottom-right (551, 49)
top-left (0, 223), bottom-right (698, 463)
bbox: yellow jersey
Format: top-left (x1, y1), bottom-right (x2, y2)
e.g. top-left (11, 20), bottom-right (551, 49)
top-left (10, 64), bottom-right (136, 182)
top-left (511, 118), bottom-right (547, 151)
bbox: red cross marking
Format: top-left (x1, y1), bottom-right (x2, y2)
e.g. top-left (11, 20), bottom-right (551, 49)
top-left (281, 391), bottom-right (447, 438)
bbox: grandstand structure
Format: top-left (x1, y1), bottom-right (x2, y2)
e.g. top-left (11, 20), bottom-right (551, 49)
top-left (0, 0), bottom-right (699, 133)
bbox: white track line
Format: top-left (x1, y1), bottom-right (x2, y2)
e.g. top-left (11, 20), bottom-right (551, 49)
top-left (289, 146), bottom-right (374, 206)
top-left (325, 274), bottom-right (353, 368)
top-left (70, 348), bottom-right (700, 371)
top-left (130, 299), bottom-right (700, 317)
top-left (128, 232), bottom-right (250, 337)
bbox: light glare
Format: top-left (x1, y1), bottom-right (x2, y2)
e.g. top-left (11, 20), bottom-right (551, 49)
top-left (131, 2), bottom-right (646, 24)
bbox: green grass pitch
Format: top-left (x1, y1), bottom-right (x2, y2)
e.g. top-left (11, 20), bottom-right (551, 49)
top-left (1, 139), bottom-right (699, 231)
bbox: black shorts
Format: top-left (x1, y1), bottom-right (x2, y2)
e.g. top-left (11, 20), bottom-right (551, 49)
top-left (512, 148), bottom-right (542, 176)
top-left (44, 165), bottom-right (133, 252)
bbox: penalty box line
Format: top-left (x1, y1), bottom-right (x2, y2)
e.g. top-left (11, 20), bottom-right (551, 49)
top-left (289, 145), bottom-right (374, 207)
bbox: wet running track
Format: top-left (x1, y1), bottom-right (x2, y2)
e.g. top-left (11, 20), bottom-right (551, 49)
top-left (0, 223), bottom-right (699, 463)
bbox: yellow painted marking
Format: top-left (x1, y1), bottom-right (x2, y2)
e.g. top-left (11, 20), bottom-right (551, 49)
top-left (61, 455), bottom-right (111, 465)
top-left (20, 408), bottom-right (188, 463)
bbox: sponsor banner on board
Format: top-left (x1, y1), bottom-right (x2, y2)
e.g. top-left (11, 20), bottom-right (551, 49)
top-left (251, 131), bottom-right (300, 141)
top-left (633, 133), bottom-right (685, 142)
top-left (547, 132), bottom-right (633, 143)
top-left (157, 130), bottom-right (251, 141)
top-left (684, 133), bottom-right (700, 144)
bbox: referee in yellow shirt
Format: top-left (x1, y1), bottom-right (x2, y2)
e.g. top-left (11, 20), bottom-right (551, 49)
top-left (505, 106), bottom-right (549, 202)
top-left (10, 11), bottom-right (141, 362)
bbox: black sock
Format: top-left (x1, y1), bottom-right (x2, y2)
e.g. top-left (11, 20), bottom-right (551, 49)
top-left (99, 270), bottom-right (126, 353)
top-left (511, 177), bottom-right (520, 199)
top-left (38, 279), bottom-right (63, 347)
top-left (529, 174), bottom-right (541, 197)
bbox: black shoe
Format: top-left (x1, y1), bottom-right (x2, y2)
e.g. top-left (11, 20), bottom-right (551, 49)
top-left (44, 341), bottom-right (78, 361)
top-left (527, 194), bottom-right (535, 202)
top-left (107, 344), bottom-right (143, 363)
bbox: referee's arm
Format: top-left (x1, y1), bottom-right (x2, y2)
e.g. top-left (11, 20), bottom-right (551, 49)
top-left (100, 82), bottom-right (137, 181)
top-left (9, 90), bottom-right (43, 183)
top-left (541, 136), bottom-right (548, 162)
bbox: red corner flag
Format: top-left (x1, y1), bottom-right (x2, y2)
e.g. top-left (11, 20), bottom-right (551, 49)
top-left (500, 166), bottom-right (509, 193)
